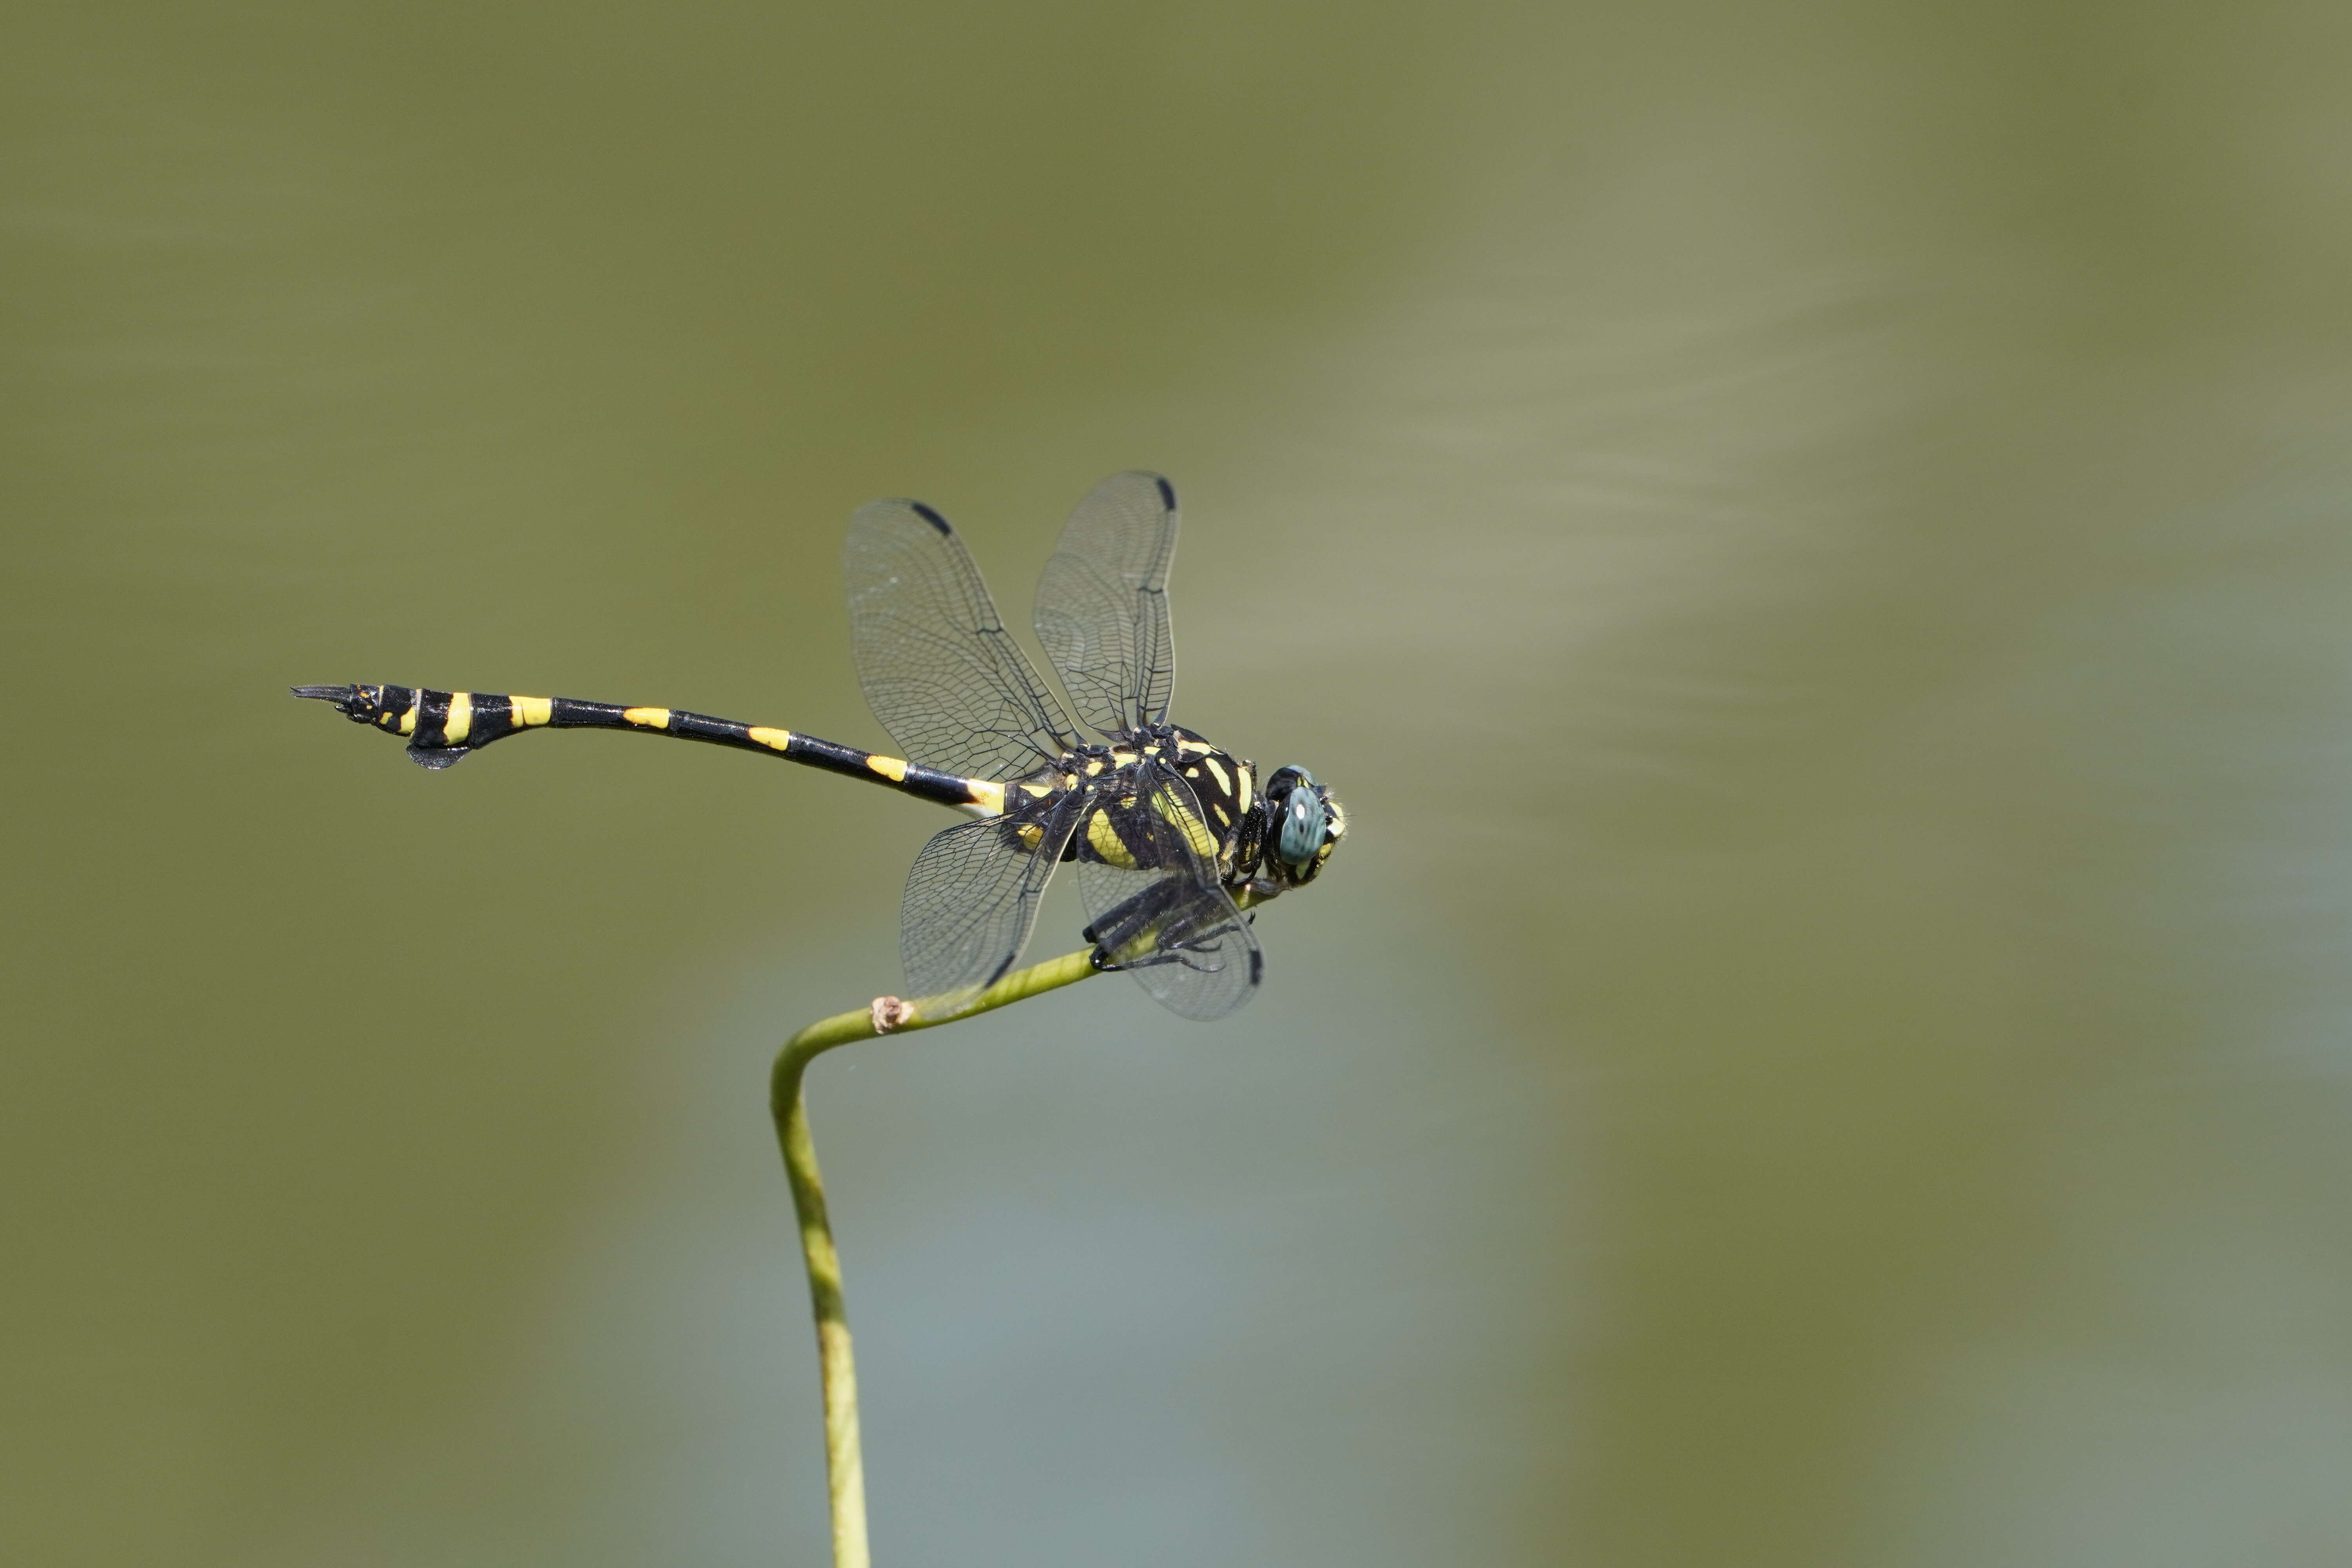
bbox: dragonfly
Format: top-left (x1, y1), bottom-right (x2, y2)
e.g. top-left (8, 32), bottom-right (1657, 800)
top-left (296, 472), bottom-right (1344, 1020)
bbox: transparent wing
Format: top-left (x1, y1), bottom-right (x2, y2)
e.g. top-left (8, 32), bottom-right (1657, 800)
top-left (898, 791), bottom-right (1086, 1013)
top-left (847, 498), bottom-right (1082, 781)
top-left (1034, 472), bottom-right (1180, 738)
top-left (1071, 761), bottom-right (1260, 1021)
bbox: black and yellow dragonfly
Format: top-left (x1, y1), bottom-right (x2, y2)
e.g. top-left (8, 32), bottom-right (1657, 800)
top-left (297, 472), bottom-right (1344, 1020)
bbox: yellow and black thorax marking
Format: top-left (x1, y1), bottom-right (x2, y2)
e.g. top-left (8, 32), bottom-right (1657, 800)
top-left (1020, 724), bottom-right (1256, 885)
top-left (292, 684), bottom-right (1007, 815)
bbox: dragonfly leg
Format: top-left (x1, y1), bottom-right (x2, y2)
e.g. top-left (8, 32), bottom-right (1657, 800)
top-left (1083, 882), bottom-right (1239, 975)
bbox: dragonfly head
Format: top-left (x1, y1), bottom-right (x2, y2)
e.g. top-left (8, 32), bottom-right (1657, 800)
top-left (1259, 765), bottom-right (1345, 888)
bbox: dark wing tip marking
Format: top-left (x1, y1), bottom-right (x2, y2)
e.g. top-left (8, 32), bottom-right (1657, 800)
top-left (1153, 475), bottom-right (1176, 510)
top-left (292, 684), bottom-right (354, 702)
top-left (909, 501), bottom-right (953, 535)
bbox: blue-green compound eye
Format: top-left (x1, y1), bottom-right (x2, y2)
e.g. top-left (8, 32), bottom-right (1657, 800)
top-left (1274, 767), bottom-right (1327, 868)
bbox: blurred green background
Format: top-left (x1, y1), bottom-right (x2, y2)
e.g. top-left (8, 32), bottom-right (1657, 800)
top-left (9, 2), bottom-right (2352, 1564)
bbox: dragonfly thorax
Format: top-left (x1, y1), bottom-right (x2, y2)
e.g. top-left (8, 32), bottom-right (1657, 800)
top-left (1013, 726), bottom-right (1343, 897)
top-left (1013, 724), bottom-right (1259, 883)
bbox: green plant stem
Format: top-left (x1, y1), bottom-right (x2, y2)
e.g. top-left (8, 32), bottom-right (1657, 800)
top-left (770, 948), bottom-right (1101, 1568)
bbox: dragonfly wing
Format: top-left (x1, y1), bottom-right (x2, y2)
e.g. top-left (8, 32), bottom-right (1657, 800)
top-left (847, 497), bottom-right (1083, 780)
top-left (898, 789), bottom-right (1086, 1013)
top-left (1071, 760), bottom-right (1260, 1021)
top-left (1033, 472), bottom-right (1180, 738)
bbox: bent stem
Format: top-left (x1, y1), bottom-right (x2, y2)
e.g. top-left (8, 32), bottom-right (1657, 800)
top-left (770, 949), bottom-right (1101, 1568)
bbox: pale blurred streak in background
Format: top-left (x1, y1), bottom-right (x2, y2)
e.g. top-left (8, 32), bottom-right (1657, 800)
top-left (7, 4), bottom-right (2352, 1565)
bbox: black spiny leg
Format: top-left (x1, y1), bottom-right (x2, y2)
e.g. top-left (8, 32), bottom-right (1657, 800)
top-left (1083, 880), bottom-right (1235, 976)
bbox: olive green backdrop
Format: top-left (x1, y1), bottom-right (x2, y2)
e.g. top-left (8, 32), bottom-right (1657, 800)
top-left (9, 3), bottom-right (2352, 1565)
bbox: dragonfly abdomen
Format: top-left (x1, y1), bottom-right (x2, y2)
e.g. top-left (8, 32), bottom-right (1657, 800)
top-left (292, 684), bottom-right (1005, 813)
